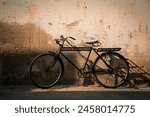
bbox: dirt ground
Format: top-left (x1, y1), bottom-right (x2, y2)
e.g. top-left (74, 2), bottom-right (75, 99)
top-left (0, 85), bottom-right (150, 100)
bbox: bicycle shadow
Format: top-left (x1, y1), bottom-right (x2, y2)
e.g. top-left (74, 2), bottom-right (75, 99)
top-left (126, 59), bottom-right (150, 88)
top-left (82, 58), bottom-right (150, 89)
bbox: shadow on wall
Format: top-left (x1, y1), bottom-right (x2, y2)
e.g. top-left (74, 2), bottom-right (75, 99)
top-left (127, 59), bottom-right (150, 88)
top-left (0, 22), bottom-right (150, 87)
top-left (0, 53), bottom-right (79, 86)
top-left (0, 22), bottom-right (78, 86)
top-left (0, 53), bottom-right (37, 85)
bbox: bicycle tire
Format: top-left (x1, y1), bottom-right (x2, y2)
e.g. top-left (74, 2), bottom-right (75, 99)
top-left (93, 52), bottom-right (129, 88)
top-left (29, 52), bottom-right (63, 89)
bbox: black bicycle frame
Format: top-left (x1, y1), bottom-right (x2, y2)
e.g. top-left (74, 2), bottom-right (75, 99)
top-left (56, 39), bottom-right (114, 74)
top-left (59, 46), bottom-right (101, 73)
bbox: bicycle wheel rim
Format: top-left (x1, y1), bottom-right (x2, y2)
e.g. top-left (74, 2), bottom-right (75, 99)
top-left (94, 52), bottom-right (129, 88)
top-left (30, 54), bottom-right (63, 88)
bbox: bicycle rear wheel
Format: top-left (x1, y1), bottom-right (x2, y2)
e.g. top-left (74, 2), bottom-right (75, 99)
top-left (93, 52), bottom-right (129, 88)
top-left (29, 53), bottom-right (63, 88)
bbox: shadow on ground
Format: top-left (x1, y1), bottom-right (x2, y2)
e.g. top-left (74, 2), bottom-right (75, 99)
top-left (0, 85), bottom-right (150, 100)
top-left (127, 59), bottom-right (150, 88)
top-left (0, 57), bottom-right (150, 100)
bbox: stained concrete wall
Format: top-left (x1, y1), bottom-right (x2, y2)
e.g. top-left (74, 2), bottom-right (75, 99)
top-left (0, 0), bottom-right (150, 85)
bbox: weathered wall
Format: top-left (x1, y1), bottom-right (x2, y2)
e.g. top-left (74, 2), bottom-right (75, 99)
top-left (0, 0), bottom-right (150, 85)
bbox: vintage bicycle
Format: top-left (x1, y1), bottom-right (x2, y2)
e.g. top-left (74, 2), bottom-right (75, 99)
top-left (29, 35), bottom-right (129, 89)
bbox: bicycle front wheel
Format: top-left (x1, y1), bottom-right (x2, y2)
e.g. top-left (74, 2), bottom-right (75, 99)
top-left (29, 53), bottom-right (63, 88)
top-left (93, 52), bottom-right (129, 88)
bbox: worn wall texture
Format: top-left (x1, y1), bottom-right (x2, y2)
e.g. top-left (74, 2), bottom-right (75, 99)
top-left (0, 0), bottom-right (150, 86)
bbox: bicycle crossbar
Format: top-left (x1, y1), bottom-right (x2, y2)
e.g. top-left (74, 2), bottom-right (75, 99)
top-left (61, 47), bottom-right (92, 51)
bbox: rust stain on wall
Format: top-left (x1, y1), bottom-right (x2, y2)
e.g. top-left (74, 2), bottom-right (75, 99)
top-left (0, 22), bottom-right (54, 54)
top-left (26, 3), bottom-right (38, 22)
top-left (1, 1), bottom-right (7, 6)
top-left (130, 0), bottom-right (136, 16)
top-left (66, 19), bottom-right (82, 27)
top-left (0, 0), bottom-right (150, 85)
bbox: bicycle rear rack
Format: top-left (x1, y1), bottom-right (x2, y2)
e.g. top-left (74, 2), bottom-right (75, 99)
top-left (97, 48), bottom-right (121, 52)
top-left (61, 47), bottom-right (92, 51)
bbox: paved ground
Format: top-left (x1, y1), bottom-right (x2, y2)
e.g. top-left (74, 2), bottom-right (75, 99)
top-left (0, 85), bottom-right (150, 100)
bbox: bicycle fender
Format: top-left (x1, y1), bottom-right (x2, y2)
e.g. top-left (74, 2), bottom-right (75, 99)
top-left (48, 51), bottom-right (57, 55)
top-left (48, 51), bottom-right (64, 65)
top-left (47, 51), bottom-right (64, 76)
top-left (92, 51), bottom-right (129, 72)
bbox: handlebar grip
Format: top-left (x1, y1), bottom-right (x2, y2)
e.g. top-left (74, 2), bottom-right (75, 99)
top-left (68, 36), bottom-right (76, 40)
top-left (54, 39), bottom-right (59, 44)
top-left (60, 35), bottom-right (65, 39)
top-left (60, 35), bottom-right (76, 40)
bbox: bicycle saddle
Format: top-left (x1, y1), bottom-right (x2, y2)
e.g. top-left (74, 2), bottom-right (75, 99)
top-left (86, 40), bottom-right (99, 45)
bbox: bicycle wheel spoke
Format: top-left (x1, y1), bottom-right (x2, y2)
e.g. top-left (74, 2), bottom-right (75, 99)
top-left (94, 52), bottom-right (129, 88)
top-left (30, 53), bottom-right (63, 88)
top-left (94, 69), bottom-right (111, 75)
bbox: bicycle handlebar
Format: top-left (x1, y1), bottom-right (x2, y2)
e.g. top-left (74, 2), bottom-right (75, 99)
top-left (54, 35), bottom-right (76, 46)
top-left (60, 35), bottom-right (76, 40)
top-left (55, 35), bottom-right (101, 47)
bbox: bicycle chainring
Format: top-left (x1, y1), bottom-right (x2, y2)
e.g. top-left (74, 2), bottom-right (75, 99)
top-left (78, 68), bottom-right (87, 78)
top-left (78, 68), bottom-right (91, 78)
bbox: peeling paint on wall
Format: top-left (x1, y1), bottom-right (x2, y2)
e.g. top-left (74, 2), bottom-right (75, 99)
top-left (0, 0), bottom-right (150, 85)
